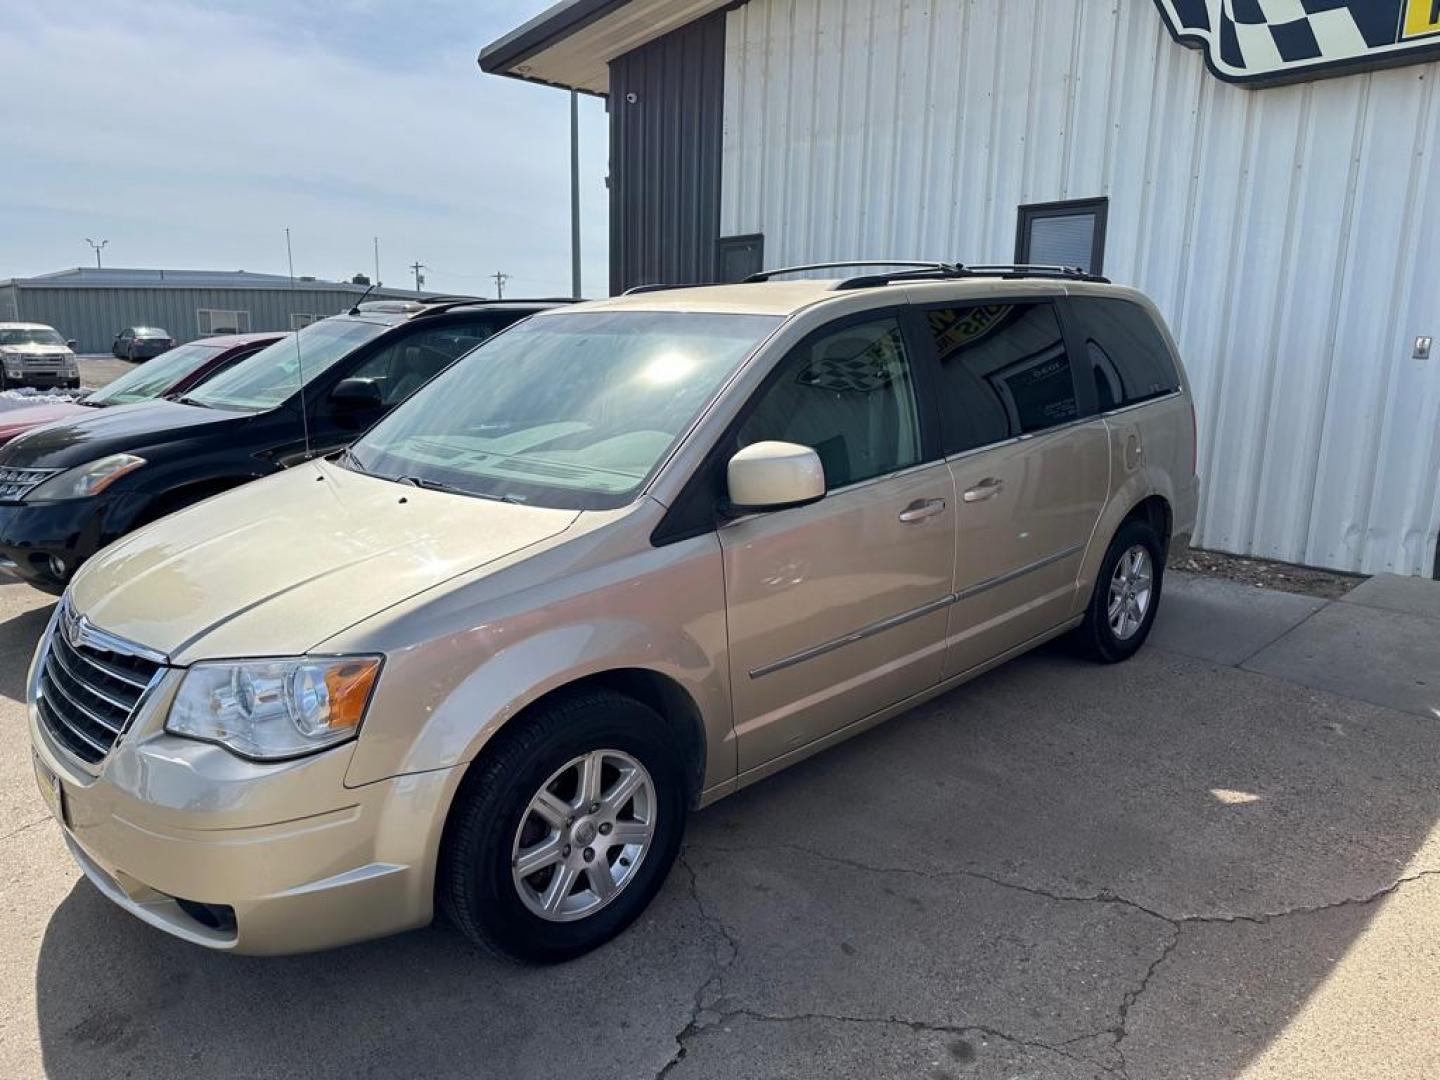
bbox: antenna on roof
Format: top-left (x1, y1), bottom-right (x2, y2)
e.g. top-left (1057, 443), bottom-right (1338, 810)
top-left (348, 281), bottom-right (378, 315)
top-left (286, 227), bottom-right (313, 463)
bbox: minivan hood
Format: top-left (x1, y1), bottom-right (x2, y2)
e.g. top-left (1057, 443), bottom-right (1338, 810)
top-left (69, 459), bottom-right (580, 659)
top-left (0, 398), bottom-right (240, 468)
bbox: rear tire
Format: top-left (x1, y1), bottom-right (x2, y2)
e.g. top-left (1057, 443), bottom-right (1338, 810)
top-left (438, 689), bottom-right (689, 964)
top-left (1073, 517), bottom-right (1165, 663)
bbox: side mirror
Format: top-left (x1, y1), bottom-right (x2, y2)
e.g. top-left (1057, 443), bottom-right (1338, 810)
top-left (330, 377), bottom-right (383, 411)
top-left (727, 441), bottom-right (825, 513)
top-left (66, 339), bottom-right (78, 350)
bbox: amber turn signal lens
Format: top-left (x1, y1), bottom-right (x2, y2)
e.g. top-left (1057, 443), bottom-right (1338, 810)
top-left (324, 659), bottom-right (381, 731)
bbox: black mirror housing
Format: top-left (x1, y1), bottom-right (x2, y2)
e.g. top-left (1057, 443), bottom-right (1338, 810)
top-left (330, 377), bottom-right (383, 410)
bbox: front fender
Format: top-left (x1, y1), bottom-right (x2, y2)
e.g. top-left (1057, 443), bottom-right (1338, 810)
top-left (340, 530), bottom-right (733, 791)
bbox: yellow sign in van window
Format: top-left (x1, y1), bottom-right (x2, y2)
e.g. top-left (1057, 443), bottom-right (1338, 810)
top-left (1403, 0), bottom-right (1440, 40)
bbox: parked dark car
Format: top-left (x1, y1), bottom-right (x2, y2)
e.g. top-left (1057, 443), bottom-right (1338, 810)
top-left (112, 327), bottom-right (176, 360)
top-left (0, 298), bottom-right (570, 591)
top-left (0, 332), bottom-right (282, 448)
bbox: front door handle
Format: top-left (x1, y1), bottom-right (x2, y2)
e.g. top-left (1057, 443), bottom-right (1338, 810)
top-left (962, 477), bottom-right (1005, 503)
top-left (898, 498), bottom-right (947, 523)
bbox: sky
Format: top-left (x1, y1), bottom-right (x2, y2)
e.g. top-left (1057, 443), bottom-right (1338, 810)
top-left (0, 0), bottom-right (611, 297)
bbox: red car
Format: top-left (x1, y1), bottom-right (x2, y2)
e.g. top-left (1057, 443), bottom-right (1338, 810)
top-left (0, 332), bottom-right (282, 447)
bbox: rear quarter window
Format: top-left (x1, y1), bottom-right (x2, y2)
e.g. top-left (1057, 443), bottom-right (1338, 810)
top-left (923, 301), bottom-right (1079, 455)
top-left (1068, 297), bottom-right (1180, 411)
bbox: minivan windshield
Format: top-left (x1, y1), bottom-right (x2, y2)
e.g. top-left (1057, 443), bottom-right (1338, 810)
top-left (184, 318), bottom-right (387, 412)
top-left (346, 311), bottom-right (781, 510)
top-left (0, 328), bottom-right (66, 347)
top-left (84, 342), bottom-right (222, 407)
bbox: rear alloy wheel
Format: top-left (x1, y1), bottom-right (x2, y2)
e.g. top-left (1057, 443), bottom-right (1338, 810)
top-left (1073, 517), bottom-right (1165, 663)
top-left (439, 689), bottom-right (688, 963)
top-left (1108, 545), bottom-right (1154, 642)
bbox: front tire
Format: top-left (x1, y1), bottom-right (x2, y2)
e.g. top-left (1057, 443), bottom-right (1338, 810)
top-left (1073, 517), bottom-right (1165, 663)
top-left (438, 689), bottom-right (689, 963)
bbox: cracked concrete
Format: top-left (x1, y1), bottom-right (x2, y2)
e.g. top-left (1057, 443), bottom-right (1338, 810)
top-left (1, 570), bottom-right (1439, 1078)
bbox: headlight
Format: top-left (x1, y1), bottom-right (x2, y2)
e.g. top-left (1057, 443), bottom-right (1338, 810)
top-left (25, 453), bottom-right (145, 500)
top-left (1, 351), bottom-right (21, 371)
top-left (166, 656), bottom-right (382, 760)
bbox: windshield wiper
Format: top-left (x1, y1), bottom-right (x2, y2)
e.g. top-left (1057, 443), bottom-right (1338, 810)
top-left (393, 474), bottom-right (521, 503)
top-left (175, 395), bottom-right (209, 409)
top-left (335, 446), bottom-right (364, 472)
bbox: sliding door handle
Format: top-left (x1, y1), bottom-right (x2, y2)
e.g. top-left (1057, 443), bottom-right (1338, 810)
top-left (899, 498), bottom-right (947, 523)
top-left (962, 477), bottom-right (1005, 503)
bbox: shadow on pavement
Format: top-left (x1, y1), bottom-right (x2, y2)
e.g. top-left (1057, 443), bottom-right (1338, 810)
top-left (0, 601), bottom-right (52, 703)
top-left (35, 870), bottom-right (718, 1080)
top-left (31, 631), bottom-right (1440, 1078)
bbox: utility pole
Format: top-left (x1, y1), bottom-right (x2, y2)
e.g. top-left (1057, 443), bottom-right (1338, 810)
top-left (492, 271), bottom-right (509, 299)
top-left (570, 90), bottom-right (582, 299)
top-left (373, 237), bottom-right (381, 286)
top-left (410, 261), bottom-right (426, 293)
top-left (85, 238), bottom-right (108, 269)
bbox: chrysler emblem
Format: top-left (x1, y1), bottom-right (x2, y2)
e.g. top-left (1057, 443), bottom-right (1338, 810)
top-left (62, 608), bottom-right (85, 650)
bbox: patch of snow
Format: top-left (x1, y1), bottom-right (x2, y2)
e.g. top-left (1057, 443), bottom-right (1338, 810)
top-left (0, 387), bottom-right (90, 411)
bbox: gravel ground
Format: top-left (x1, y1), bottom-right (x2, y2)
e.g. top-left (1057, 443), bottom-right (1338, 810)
top-left (1177, 547), bottom-right (1365, 600)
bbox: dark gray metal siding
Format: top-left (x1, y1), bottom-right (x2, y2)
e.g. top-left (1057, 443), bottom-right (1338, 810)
top-left (1, 285), bottom-right (417, 353)
top-left (608, 13), bottom-right (726, 295)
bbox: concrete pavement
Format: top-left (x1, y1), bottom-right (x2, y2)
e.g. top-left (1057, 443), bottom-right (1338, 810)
top-left (0, 569), bottom-right (1437, 1079)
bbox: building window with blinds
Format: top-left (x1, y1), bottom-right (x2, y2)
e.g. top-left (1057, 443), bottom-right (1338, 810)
top-left (1015, 198), bottom-right (1109, 275)
top-left (196, 308), bottom-right (252, 336)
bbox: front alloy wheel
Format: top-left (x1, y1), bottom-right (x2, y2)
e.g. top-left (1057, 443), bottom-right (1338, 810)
top-left (438, 688), bottom-right (688, 963)
top-left (511, 749), bottom-right (657, 922)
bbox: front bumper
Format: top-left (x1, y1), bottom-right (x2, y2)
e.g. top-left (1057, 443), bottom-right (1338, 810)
top-left (28, 638), bottom-right (462, 954)
top-left (0, 497), bottom-right (115, 592)
top-left (5, 370), bottom-right (79, 388)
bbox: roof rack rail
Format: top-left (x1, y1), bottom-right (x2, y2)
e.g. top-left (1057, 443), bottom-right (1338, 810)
top-left (408, 296), bottom-right (580, 318)
top-left (958, 264), bottom-right (1110, 283)
top-left (622, 283), bottom-right (683, 295)
top-left (414, 294), bottom-right (485, 305)
top-left (744, 260), bottom-right (959, 284)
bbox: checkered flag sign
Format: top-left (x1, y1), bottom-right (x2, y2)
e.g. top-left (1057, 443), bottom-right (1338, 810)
top-left (1152, 1), bottom-right (1440, 84)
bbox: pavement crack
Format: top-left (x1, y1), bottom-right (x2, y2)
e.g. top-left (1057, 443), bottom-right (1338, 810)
top-left (697, 839), bottom-right (1178, 926)
top-left (683, 1008), bottom-right (1126, 1077)
top-left (656, 849), bottom-right (740, 1080)
top-left (0, 816), bottom-right (51, 844)
top-left (693, 840), bottom-right (1440, 928)
top-left (1111, 923), bottom-right (1182, 1078)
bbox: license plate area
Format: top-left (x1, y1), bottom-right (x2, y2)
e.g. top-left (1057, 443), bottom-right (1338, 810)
top-left (33, 753), bottom-right (68, 827)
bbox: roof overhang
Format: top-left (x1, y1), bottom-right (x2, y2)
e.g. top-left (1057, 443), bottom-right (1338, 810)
top-left (479, 0), bottom-right (733, 95)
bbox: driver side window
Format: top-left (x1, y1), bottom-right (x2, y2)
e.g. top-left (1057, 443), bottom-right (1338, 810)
top-left (349, 323), bottom-right (496, 407)
top-left (738, 317), bottom-right (921, 490)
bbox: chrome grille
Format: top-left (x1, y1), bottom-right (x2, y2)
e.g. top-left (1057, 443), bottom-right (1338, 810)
top-left (0, 467), bottom-right (60, 502)
top-left (37, 604), bottom-right (164, 765)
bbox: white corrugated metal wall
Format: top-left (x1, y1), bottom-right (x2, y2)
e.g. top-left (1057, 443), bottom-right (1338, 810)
top-left (720, 0), bottom-right (1440, 576)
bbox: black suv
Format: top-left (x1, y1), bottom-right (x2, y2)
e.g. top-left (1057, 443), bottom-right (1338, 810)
top-left (0, 297), bottom-right (571, 592)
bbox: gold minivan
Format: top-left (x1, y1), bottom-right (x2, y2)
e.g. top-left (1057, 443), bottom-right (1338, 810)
top-left (28, 264), bottom-right (1198, 961)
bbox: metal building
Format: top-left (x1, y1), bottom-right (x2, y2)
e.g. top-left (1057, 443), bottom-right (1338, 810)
top-left (0, 268), bottom-right (427, 355)
top-left (483, 0), bottom-right (1440, 578)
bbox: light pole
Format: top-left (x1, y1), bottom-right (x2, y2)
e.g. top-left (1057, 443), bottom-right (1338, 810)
top-left (571, 90), bottom-right (582, 299)
top-left (85, 238), bottom-right (108, 269)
